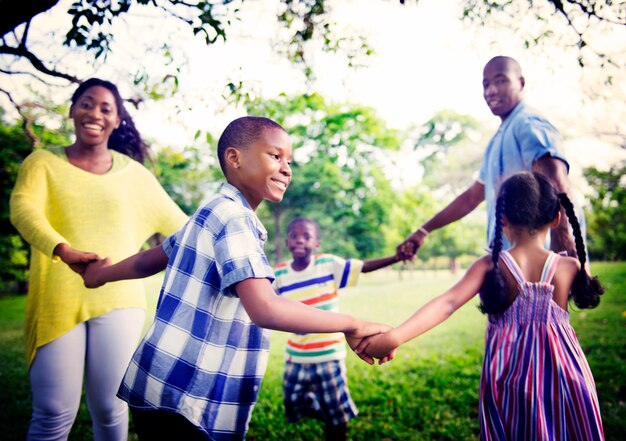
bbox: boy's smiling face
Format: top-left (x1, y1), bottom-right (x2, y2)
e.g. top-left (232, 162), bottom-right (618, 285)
top-left (286, 221), bottom-right (320, 262)
top-left (228, 127), bottom-right (292, 210)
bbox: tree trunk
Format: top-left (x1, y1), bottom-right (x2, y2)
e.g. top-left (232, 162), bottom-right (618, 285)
top-left (449, 255), bottom-right (459, 273)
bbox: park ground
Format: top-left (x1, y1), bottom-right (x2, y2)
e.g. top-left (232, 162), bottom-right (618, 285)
top-left (1, 262), bottom-right (624, 440)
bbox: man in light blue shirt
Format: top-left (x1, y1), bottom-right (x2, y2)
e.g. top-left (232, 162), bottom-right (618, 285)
top-left (400, 55), bottom-right (578, 257)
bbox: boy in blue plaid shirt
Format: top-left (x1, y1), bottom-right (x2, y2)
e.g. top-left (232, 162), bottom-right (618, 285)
top-left (82, 116), bottom-right (394, 441)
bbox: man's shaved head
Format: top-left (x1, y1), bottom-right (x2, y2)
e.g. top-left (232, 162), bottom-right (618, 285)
top-left (484, 56), bottom-right (522, 77)
top-left (482, 56), bottom-right (525, 120)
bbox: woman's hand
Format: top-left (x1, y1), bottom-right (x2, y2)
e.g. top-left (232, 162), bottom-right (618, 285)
top-left (53, 243), bottom-right (101, 275)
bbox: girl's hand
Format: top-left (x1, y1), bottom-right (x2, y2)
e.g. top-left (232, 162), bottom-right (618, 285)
top-left (82, 257), bottom-right (112, 288)
top-left (53, 243), bottom-right (100, 275)
top-left (355, 330), bottom-right (400, 364)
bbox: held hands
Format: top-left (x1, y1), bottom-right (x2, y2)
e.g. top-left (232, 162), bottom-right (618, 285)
top-left (82, 257), bottom-right (113, 288)
top-left (396, 228), bottom-right (428, 261)
top-left (345, 321), bottom-right (397, 365)
top-left (354, 330), bottom-right (400, 365)
top-left (53, 243), bottom-right (100, 276)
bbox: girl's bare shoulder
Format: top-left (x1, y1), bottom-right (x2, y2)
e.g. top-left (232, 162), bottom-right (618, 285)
top-left (558, 254), bottom-right (581, 274)
top-left (471, 254), bottom-right (496, 274)
top-left (553, 254), bottom-right (580, 290)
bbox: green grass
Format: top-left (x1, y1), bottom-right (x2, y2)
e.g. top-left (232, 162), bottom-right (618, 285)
top-left (1, 263), bottom-right (624, 440)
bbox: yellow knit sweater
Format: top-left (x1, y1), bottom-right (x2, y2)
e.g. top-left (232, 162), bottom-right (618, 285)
top-left (10, 148), bottom-right (189, 366)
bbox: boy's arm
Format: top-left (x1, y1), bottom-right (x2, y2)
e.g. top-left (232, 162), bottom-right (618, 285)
top-left (362, 255), bottom-right (400, 273)
top-left (236, 278), bottom-right (393, 364)
top-left (82, 246), bottom-right (169, 288)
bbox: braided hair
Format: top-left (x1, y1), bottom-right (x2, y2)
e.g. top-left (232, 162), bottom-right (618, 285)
top-left (479, 187), bottom-right (508, 314)
top-left (70, 78), bottom-right (151, 164)
top-left (557, 193), bottom-right (604, 308)
top-left (479, 171), bottom-right (603, 314)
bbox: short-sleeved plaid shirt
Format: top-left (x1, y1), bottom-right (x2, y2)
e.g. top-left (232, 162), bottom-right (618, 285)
top-left (117, 183), bottom-right (275, 440)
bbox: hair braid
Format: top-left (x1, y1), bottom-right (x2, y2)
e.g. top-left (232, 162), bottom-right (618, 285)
top-left (556, 194), bottom-right (585, 265)
top-left (557, 193), bottom-right (604, 309)
top-left (479, 192), bottom-right (508, 314)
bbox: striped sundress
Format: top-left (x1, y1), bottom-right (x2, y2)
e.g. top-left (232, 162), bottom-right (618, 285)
top-left (479, 251), bottom-right (604, 440)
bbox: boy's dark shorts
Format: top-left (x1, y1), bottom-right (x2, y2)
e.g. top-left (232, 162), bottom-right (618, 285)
top-left (282, 359), bottom-right (358, 426)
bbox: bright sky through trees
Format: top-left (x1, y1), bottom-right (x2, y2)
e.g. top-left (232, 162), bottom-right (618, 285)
top-left (3, 0), bottom-right (625, 182)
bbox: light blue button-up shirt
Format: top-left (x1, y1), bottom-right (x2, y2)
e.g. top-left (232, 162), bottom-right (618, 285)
top-left (479, 101), bottom-right (569, 249)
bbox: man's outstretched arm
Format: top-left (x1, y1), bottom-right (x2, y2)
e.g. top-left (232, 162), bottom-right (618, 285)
top-left (398, 180), bottom-right (485, 259)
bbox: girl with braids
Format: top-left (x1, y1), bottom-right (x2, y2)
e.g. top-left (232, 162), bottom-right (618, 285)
top-left (357, 171), bottom-right (605, 440)
top-left (10, 78), bottom-right (188, 440)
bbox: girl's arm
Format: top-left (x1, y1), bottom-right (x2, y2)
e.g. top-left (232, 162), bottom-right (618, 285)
top-left (356, 256), bottom-right (491, 360)
top-left (236, 278), bottom-right (395, 365)
top-left (82, 246), bottom-right (169, 288)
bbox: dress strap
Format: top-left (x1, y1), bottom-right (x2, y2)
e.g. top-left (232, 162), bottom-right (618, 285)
top-left (499, 251), bottom-right (526, 285)
top-left (540, 251), bottom-right (561, 284)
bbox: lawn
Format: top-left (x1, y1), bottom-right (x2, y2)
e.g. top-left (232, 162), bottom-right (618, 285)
top-left (1, 262), bottom-right (624, 440)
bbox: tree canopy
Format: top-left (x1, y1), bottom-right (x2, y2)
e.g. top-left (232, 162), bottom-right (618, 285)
top-left (1, 0), bottom-right (623, 143)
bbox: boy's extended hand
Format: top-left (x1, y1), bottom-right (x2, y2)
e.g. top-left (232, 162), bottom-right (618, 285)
top-left (345, 321), bottom-right (396, 365)
top-left (354, 330), bottom-right (400, 365)
top-left (82, 257), bottom-right (112, 288)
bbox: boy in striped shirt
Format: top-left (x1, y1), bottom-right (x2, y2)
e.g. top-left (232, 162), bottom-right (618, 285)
top-left (273, 217), bottom-right (401, 441)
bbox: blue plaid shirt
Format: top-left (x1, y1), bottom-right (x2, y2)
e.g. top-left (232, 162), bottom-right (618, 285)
top-left (479, 100), bottom-right (569, 248)
top-left (118, 183), bottom-right (275, 440)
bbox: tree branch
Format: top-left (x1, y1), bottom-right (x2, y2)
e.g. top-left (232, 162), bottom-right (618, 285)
top-left (0, 87), bottom-right (39, 147)
top-left (0, 44), bottom-right (80, 83)
top-left (0, 0), bottom-right (60, 39)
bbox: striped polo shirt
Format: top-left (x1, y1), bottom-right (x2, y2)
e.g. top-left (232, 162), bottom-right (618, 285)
top-left (273, 254), bottom-right (363, 364)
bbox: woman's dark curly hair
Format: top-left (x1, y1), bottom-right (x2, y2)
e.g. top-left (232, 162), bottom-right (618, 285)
top-left (70, 78), bottom-right (151, 164)
top-left (479, 171), bottom-right (603, 314)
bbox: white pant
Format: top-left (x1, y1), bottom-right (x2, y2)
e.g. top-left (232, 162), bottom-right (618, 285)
top-left (27, 308), bottom-right (145, 441)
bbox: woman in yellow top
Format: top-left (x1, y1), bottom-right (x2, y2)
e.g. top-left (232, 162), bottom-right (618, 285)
top-left (10, 78), bottom-right (189, 440)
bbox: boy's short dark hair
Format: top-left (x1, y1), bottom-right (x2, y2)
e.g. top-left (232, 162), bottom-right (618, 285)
top-left (287, 217), bottom-right (321, 240)
top-left (217, 116), bottom-right (285, 176)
